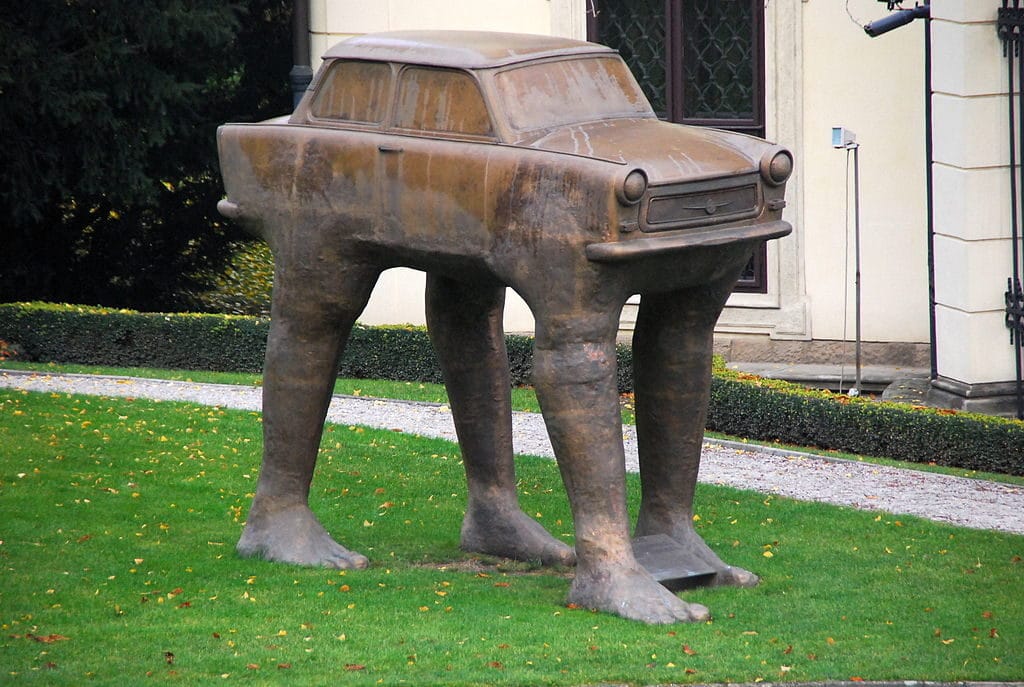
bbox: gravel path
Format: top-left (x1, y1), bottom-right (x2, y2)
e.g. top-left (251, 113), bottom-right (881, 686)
top-left (3, 370), bottom-right (1022, 537)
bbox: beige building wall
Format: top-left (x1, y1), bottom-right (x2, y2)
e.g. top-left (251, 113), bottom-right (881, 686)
top-left (800, 0), bottom-right (929, 344)
top-left (306, 0), bottom-right (934, 351)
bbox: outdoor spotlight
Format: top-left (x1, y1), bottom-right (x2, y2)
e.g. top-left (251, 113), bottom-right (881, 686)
top-left (864, 4), bottom-right (930, 37)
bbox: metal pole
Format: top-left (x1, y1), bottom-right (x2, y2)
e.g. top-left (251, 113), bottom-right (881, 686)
top-left (853, 143), bottom-right (863, 396)
top-left (924, 11), bottom-right (938, 381)
top-left (1015, 1), bottom-right (1024, 419)
top-left (1000, 0), bottom-right (1024, 419)
top-left (290, 0), bottom-right (313, 109)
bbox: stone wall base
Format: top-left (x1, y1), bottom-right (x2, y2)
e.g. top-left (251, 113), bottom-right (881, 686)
top-left (927, 376), bottom-right (1024, 418)
top-left (711, 334), bottom-right (932, 368)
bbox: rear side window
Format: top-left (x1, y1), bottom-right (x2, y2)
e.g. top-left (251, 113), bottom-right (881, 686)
top-left (393, 67), bottom-right (494, 137)
top-left (311, 60), bottom-right (391, 123)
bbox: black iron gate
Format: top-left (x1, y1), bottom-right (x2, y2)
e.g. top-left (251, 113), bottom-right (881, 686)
top-left (998, 0), bottom-right (1024, 419)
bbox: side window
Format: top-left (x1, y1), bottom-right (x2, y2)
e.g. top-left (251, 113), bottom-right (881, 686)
top-left (394, 67), bottom-right (494, 137)
top-left (311, 60), bottom-right (391, 124)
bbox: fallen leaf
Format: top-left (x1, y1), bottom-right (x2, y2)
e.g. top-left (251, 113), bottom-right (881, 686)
top-left (489, 661), bottom-right (504, 669)
top-left (277, 663), bottom-right (292, 669)
top-left (851, 677), bottom-right (864, 682)
top-left (682, 644), bottom-right (697, 656)
top-left (246, 663), bottom-right (259, 670)
top-left (164, 652), bottom-right (175, 665)
top-left (990, 628), bottom-right (999, 638)
top-left (27, 634), bottom-right (69, 644)
top-left (344, 664), bottom-right (365, 671)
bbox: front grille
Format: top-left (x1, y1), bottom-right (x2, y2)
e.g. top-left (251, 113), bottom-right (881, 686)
top-left (642, 175), bottom-right (761, 232)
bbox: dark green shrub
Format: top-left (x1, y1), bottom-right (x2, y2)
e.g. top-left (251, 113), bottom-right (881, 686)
top-left (0, 302), bottom-right (269, 373)
top-left (707, 373), bottom-right (1024, 476)
top-left (189, 241), bottom-right (274, 317)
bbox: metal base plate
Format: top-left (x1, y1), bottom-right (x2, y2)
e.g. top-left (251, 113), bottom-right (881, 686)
top-left (632, 534), bottom-right (718, 591)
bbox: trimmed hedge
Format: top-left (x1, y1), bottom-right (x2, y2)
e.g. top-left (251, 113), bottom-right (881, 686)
top-left (2, 302), bottom-right (1022, 476)
top-left (0, 303), bottom-right (270, 373)
top-left (707, 371), bottom-right (1024, 477)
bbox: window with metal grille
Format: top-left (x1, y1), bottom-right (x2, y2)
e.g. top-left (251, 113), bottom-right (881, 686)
top-left (588, 0), bottom-right (768, 292)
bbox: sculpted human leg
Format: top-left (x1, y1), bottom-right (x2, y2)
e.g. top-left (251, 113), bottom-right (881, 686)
top-left (425, 274), bottom-right (575, 566)
top-left (237, 256), bottom-right (380, 569)
top-left (531, 311), bottom-right (709, 623)
top-left (632, 279), bottom-right (758, 587)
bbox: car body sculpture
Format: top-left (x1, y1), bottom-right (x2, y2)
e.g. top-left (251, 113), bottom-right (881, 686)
top-left (217, 30), bottom-right (792, 624)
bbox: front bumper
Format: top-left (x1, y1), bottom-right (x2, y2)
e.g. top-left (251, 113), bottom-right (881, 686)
top-left (585, 220), bottom-right (791, 263)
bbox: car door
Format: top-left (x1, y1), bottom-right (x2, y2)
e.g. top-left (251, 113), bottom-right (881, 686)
top-left (379, 65), bottom-right (496, 269)
top-left (303, 59), bottom-right (395, 239)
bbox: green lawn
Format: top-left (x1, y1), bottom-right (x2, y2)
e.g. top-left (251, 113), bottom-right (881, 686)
top-left (1, 388), bottom-right (1021, 685)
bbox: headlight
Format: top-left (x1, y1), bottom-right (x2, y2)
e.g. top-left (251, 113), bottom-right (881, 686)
top-left (760, 148), bottom-right (793, 186)
top-left (618, 169), bottom-right (648, 205)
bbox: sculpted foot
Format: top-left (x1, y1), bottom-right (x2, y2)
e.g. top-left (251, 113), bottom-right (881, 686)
top-left (709, 564), bottom-right (759, 588)
top-left (635, 518), bottom-right (758, 588)
top-left (461, 502), bottom-right (576, 567)
top-left (569, 564), bottom-right (709, 624)
top-left (238, 500), bottom-right (369, 569)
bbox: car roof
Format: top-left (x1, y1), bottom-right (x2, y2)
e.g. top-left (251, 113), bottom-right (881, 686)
top-left (322, 30), bottom-right (615, 70)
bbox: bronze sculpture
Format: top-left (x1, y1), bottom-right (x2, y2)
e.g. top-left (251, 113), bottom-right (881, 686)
top-left (217, 30), bottom-right (792, 624)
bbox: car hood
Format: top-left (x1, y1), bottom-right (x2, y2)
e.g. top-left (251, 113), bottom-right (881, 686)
top-left (516, 118), bottom-right (763, 185)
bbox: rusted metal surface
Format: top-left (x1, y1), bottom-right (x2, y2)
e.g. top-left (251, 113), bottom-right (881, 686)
top-left (217, 30), bottom-right (792, 624)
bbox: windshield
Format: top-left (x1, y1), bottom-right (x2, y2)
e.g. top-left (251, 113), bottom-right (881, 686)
top-left (495, 56), bottom-right (654, 132)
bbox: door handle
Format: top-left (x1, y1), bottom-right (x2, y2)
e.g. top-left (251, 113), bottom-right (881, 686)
top-left (378, 144), bottom-right (404, 153)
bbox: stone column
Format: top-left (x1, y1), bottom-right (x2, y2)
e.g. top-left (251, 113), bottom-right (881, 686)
top-left (929, 0), bottom-right (1022, 415)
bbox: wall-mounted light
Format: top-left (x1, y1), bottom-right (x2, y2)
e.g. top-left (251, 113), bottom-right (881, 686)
top-left (864, 3), bottom-right (930, 38)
